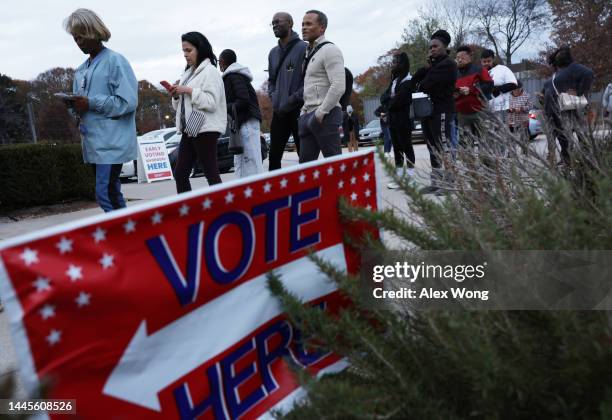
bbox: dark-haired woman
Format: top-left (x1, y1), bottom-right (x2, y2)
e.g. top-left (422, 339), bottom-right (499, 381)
top-left (412, 30), bottom-right (457, 194)
top-left (169, 32), bottom-right (227, 193)
top-left (381, 52), bottom-right (414, 189)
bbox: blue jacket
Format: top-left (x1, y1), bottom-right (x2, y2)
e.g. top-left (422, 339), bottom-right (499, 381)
top-left (73, 48), bottom-right (138, 164)
top-left (267, 31), bottom-right (308, 114)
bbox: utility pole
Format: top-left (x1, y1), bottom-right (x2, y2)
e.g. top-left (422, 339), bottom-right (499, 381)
top-left (26, 93), bottom-right (38, 144)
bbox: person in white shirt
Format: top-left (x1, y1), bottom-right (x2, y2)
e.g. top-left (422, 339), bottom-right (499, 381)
top-left (481, 49), bottom-right (518, 123)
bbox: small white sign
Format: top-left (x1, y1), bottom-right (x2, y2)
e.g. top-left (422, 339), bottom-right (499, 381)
top-left (137, 137), bottom-right (173, 183)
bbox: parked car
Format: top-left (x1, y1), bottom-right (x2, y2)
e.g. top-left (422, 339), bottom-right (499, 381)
top-left (121, 125), bottom-right (267, 181)
top-left (285, 135), bottom-right (296, 152)
top-left (528, 109), bottom-right (543, 140)
top-left (358, 119), bottom-right (382, 146)
top-left (358, 118), bottom-right (424, 146)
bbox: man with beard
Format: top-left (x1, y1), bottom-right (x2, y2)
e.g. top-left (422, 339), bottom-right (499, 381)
top-left (267, 12), bottom-right (308, 170)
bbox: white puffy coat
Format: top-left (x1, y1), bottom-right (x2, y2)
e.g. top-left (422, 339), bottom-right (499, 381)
top-left (172, 59), bottom-right (227, 135)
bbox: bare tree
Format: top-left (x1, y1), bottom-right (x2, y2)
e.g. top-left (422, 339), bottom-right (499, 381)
top-left (420, 0), bottom-right (477, 48)
top-left (470, 0), bottom-right (549, 64)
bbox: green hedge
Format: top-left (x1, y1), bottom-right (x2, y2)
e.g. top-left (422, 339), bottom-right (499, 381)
top-left (0, 144), bottom-right (94, 211)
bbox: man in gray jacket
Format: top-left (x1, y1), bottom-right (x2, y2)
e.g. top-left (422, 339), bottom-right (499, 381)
top-left (268, 12), bottom-right (308, 170)
top-left (299, 10), bottom-right (346, 163)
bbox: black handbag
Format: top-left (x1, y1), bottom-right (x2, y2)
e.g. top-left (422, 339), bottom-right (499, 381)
top-left (412, 91), bottom-right (433, 119)
top-left (228, 105), bottom-right (243, 155)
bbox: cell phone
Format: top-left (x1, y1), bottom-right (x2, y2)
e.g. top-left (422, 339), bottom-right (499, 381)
top-left (54, 92), bottom-right (76, 101)
top-left (160, 81), bottom-right (172, 91)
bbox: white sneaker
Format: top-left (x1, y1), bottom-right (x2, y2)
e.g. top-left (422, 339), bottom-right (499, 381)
top-left (387, 168), bottom-right (406, 189)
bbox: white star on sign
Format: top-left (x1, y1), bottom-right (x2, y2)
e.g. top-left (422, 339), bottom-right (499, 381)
top-left (202, 198), bottom-right (213, 210)
top-left (365, 189), bottom-right (372, 198)
top-left (40, 304), bottom-right (55, 320)
top-left (124, 219), bottom-right (137, 234)
top-left (313, 170), bottom-right (320, 179)
top-left (75, 292), bottom-right (91, 308)
top-left (338, 180), bottom-right (344, 189)
top-left (99, 253), bottom-right (114, 270)
top-left (225, 191), bottom-right (235, 204)
top-left (46, 329), bottom-right (61, 346)
top-left (33, 277), bottom-right (51, 293)
top-left (340, 163), bottom-right (347, 172)
top-left (151, 212), bottom-right (163, 225)
top-left (244, 187), bottom-right (253, 198)
top-left (19, 248), bottom-right (39, 266)
top-left (92, 227), bottom-right (107, 243)
top-left (366, 204), bottom-right (373, 211)
top-left (327, 166), bottom-right (334, 176)
top-left (350, 192), bottom-right (358, 201)
top-left (364, 157), bottom-right (369, 165)
top-left (353, 160), bottom-right (359, 168)
top-left (298, 173), bottom-right (306, 183)
top-left (179, 204), bottom-right (190, 217)
top-left (66, 264), bottom-right (83, 282)
top-left (350, 176), bottom-right (357, 185)
top-left (263, 182), bottom-right (272, 193)
top-left (280, 178), bottom-right (288, 188)
top-left (363, 173), bottom-right (371, 182)
top-left (55, 237), bottom-right (73, 255)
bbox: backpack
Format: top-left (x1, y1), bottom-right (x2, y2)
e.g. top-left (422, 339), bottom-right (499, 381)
top-left (340, 67), bottom-right (354, 110)
top-left (302, 42), bottom-right (353, 110)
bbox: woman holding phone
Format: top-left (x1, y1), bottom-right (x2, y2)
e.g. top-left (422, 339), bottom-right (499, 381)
top-left (167, 32), bottom-right (227, 193)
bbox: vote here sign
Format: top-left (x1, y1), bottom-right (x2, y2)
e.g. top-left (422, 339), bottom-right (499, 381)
top-left (0, 150), bottom-right (379, 419)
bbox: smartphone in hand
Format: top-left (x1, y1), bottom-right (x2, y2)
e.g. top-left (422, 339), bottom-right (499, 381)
top-left (160, 81), bottom-right (172, 91)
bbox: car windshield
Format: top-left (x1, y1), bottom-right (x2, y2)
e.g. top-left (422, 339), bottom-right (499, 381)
top-left (365, 120), bottom-right (380, 129)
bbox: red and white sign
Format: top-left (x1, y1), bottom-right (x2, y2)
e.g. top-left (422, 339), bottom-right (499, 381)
top-left (0, 151), bottom-right (380, 419)
top-left (137, 136), bottom-right (173, 182)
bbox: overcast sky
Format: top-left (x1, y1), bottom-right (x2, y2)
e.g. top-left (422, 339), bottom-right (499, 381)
top-left (1, 0), bottom-right (543, 90)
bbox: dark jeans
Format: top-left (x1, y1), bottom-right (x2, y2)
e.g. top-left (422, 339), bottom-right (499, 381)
top-left (269, 109), bottom-right (301, 170)
top-left (389, 118), bottom-right (415, 168)
top-left (298, 107), bottom-right (343, 163)
top-left (92, 163), bottom-right (126, 212)
top-left (549, 110), bottom-right (584, 164)
top-left (381, 119), bottom-right (392, 153)
top-left (174, 132), bottom-right (222, 193)
top-left (421, 113), bottom-right (444, 172)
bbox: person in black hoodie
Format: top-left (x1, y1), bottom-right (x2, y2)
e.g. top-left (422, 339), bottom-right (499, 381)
top-left (381, 52), bottom-right (414, 189)
top-left (412, 29), bottom-right (457, 194)
top-left (219, 49), bottom-right (264, 178)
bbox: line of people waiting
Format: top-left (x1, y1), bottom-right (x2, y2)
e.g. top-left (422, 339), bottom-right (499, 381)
top-left (59, 8), bottom-right (597, 213)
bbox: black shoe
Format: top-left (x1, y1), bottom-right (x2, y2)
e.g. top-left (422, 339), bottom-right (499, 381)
top-left (419, 185), bottom-right (440, 195)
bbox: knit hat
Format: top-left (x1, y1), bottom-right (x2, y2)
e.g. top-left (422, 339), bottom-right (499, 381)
top-left (431, 29), bottom-right (451, 47)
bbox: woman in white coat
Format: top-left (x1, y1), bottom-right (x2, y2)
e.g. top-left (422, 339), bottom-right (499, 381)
top-left (169, 32), bottom-right (227, 193)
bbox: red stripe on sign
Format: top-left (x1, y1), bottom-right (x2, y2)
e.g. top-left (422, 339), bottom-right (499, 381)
top-left (148, 172), bottom-right (172, 179)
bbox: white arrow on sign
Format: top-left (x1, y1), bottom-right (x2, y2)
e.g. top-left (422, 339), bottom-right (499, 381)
top-left (103, 244), bottom-right (346, 411)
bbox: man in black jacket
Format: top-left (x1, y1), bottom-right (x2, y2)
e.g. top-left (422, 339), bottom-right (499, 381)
top-left (220, 49), bottom-right (264, 178)
top-left (267, 12), bottom-right (308, 170)
top-left (381, 51), bottom-right (414, 189)
top-left (412, 29), bottom-right (457, 194)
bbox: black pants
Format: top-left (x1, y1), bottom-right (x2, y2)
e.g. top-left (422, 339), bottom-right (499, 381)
top-left (389, 118), bottom-right (415, 168)
top-left (421, 113), bottom-right (444, 171)
top-left (549, 110), bottom-right (583, 164)
top-left (174, 132), bottom-right (222, 193)
top-left (269, 109), bottom-right (301, 170)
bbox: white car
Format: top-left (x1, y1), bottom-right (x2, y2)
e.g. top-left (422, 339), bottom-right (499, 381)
top-left (120, 128), bottom-right (179, 180)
